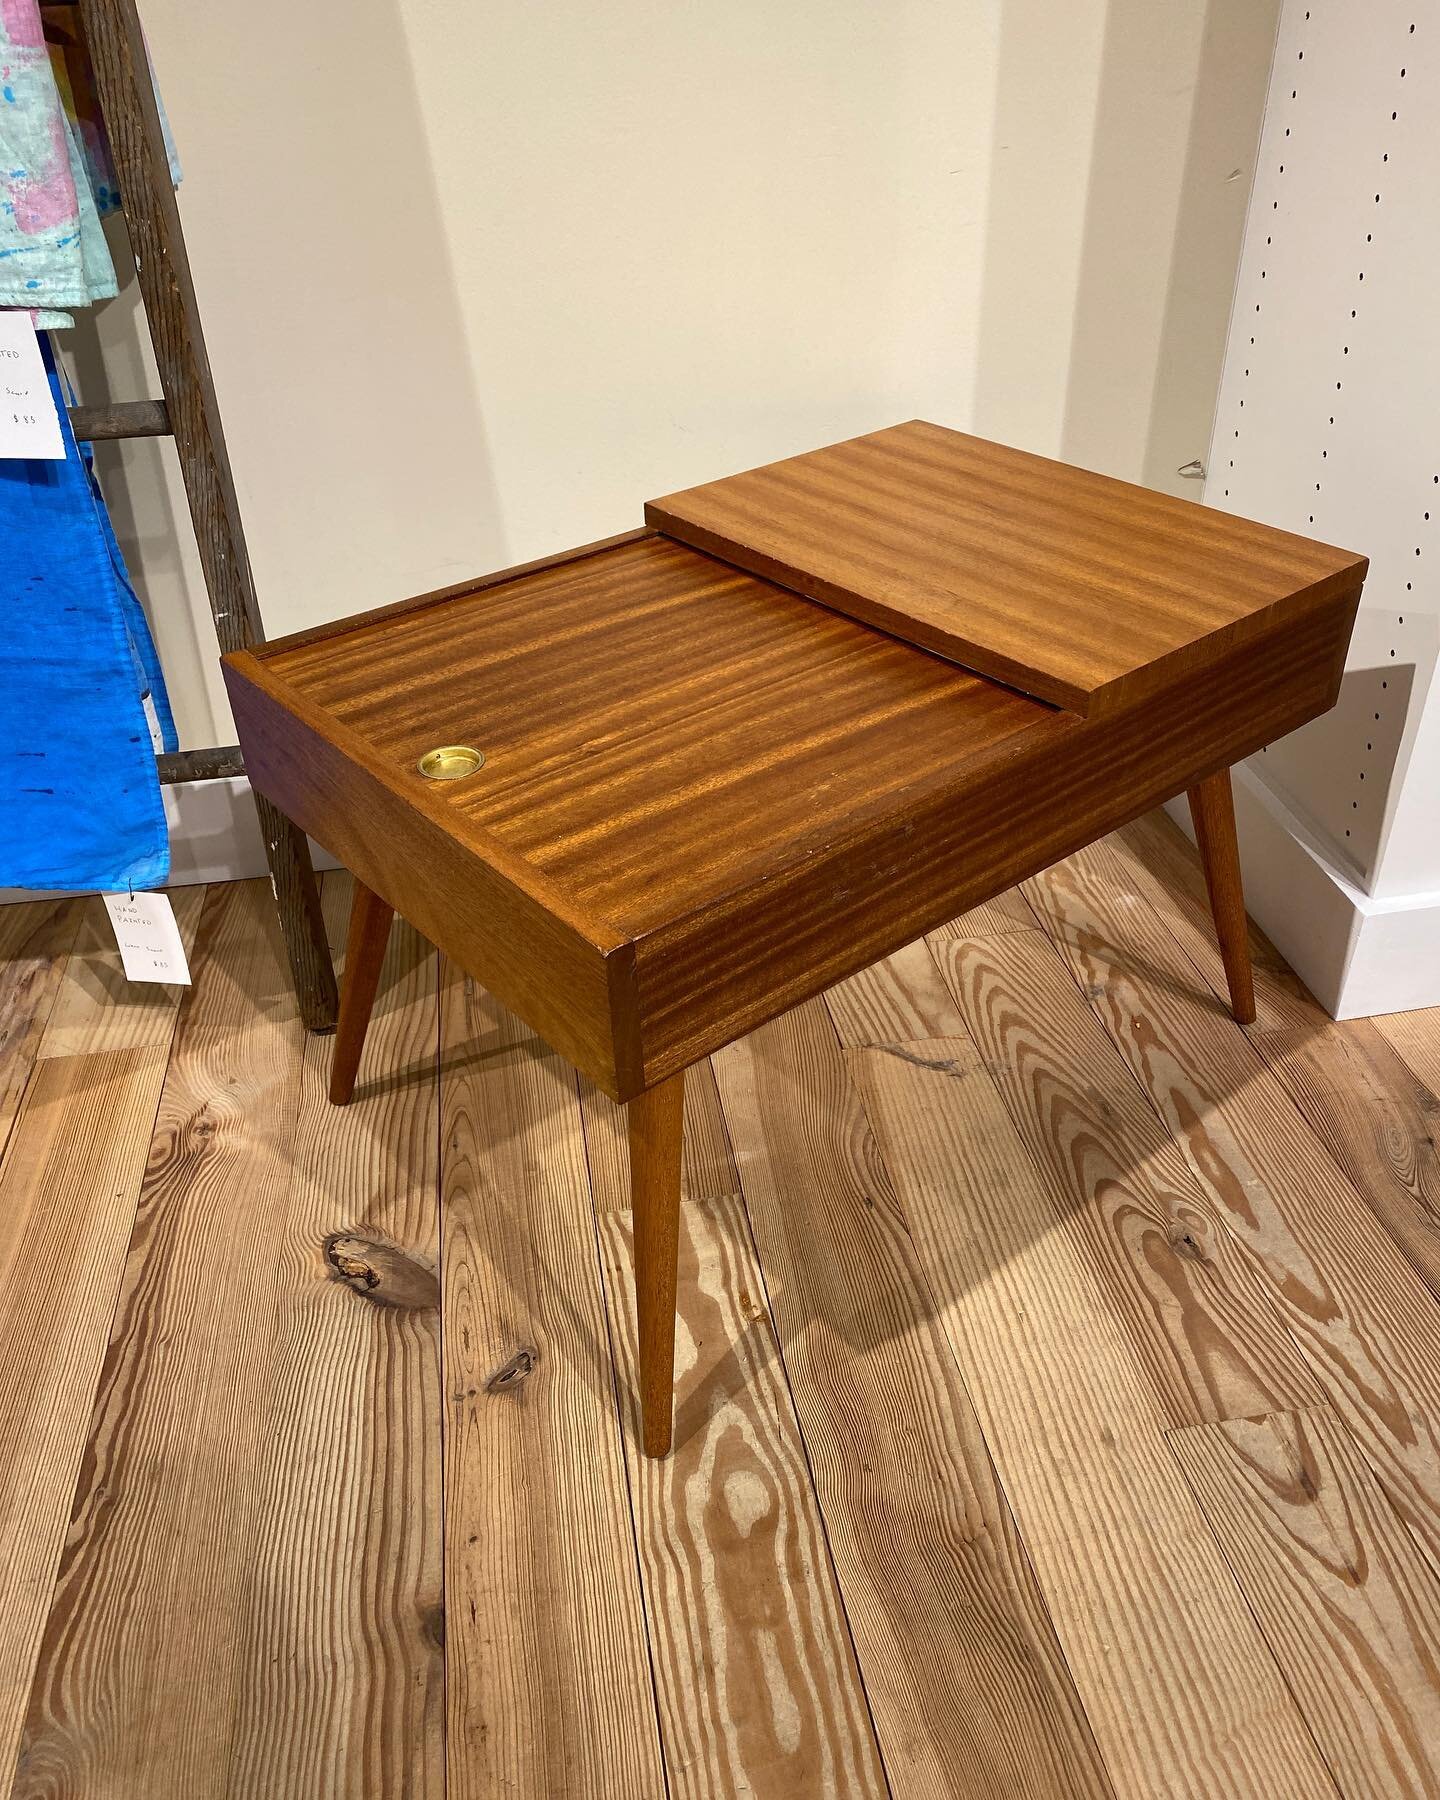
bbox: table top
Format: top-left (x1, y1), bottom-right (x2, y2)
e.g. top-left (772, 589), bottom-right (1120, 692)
top-left (225, 426), bottom-right (1365, 1097)
top-left (259, 532), bottom-right (1053, 938)
top-left (647, 421), bottom-right (1367, 716)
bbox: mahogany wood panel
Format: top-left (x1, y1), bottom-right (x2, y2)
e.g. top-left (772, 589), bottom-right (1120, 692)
top-left (222, 650), bottom-right (639, 1096)
top-left (647, 421), bottom-right (1367, 715)
top-left (254, 534), bottom-right (1046, 935)
top-left (631, 590), bottom-right (1357, 1084)
top-left (224, 535), bottom-right (1044, 1099)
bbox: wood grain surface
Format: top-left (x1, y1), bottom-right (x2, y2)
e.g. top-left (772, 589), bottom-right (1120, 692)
top-left (248, 533), bottom-right (1045, 937)
top-left (222, 877), bottom-right (444, 1798)
top-left (3, 818), bottom-right (1440, 1795)
top-left (0, 899), bottom-right (79, 1158)
top-left (928, 885), bottom-right (1038, 943)
top-left (822, 934), bottom-right (966, 1049)
top-left (0, 1046), bottom-right (169, 1783)
top-left (1254, 1020), bottom-right (1440, 1306)
top-left (13, 882), bottom-right (305, 1796)
top-left (646, 420), bottom-right (1367, 715)
top-left (1379, 1011), bottom-right (1440, 1104)
top-left (229, 524), bottom-right (1355, 1099)
top-left (929, 928), bottom-right (1320, 1425)
top-left (629, 587), bottom-right (1354, 1087)
top-left (597, 1194), bottom-right (888, 1799)
top-left (224, 646), bottom-right (637, 1093)
top-left (1172, 1406), bottom-right (1440, 1798)
top-left (1027, 839), bottom-right (1440, 1580)
top-left (853, 1030), bottom-right (1336, 1797)
top-left (1102, 814), bottom-right (1440, 1304)
top-left (713, 998), bottom-right (1115, 1800)
top-left (438, 962), bottom-right (665, 1800)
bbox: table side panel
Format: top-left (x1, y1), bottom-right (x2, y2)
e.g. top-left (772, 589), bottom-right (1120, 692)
top-left (222, 654), bottom-right (639, 1096)
top-left (647, 421), bottom-right (1367, 715)
top-left (630, 588), bottom-right (1360, 1085)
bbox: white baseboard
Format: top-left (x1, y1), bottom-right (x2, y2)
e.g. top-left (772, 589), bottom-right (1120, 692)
top-left (0, 775), bottom-right (339, 905)
top-left (160, 774), bottom-right (340, 887)
top-left (1165, 764), bottom-right (1440, 1019)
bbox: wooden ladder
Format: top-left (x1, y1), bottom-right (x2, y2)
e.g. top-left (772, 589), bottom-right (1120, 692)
top-left (54, 0), bottom-right (338, 1030)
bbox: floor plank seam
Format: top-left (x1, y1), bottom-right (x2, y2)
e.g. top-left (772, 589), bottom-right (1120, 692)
top-left (5, 931), bottom-right (199, 1793)
top-left (1106, 855), bottom-right (1440, 1335)
top-left (834, 1018), bottom-right (1128, 1800)
top-left (1376, 1017), bottom-right (1440, 1110)
top-left (715, 1026), bottom-right (900, 1800)
top-left (1162, 1417), bottom-right (1354, 1800)
top-left (0, 901), bottom-right (82, 1170)
top-left (0, 1058), bottom-right (40, 1182)
top-left (1024, 838), bottom-right (1440, 1624)
top-left (571, 1058), bottom-right (674, 1800)
top-left (429, 941), bottom-right (451, 1800)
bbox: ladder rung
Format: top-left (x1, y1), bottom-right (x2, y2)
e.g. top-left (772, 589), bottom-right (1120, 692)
top-left (157, 745), bottom-right (244, 785)
top-left (68, 399), bottom-right (172, 442)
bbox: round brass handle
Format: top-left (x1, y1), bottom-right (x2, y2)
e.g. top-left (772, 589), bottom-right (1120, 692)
top-left (417, 745), bottom-right (485, 780)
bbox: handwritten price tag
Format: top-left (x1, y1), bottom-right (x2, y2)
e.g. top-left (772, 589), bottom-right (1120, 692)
top-left (0, 312), bottom-right (65, 460)
top-left (102, 891), bottom-right (192, 986)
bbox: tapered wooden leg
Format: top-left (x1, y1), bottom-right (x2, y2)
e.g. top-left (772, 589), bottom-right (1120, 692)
top-left (627, 1072), bottom-right (686, 1457)
top-left (1187, 769), bottom-right (1256, 1025)
top-left (328, 880), bottom-right (395, 1105)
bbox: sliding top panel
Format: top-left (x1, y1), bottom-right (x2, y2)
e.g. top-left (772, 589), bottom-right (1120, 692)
top-left (254, 533), bottom-right (1052, 938)
top-left (646, 420), bottom-right (1368, 716)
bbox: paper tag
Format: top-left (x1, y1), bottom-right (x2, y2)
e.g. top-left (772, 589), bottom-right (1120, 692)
top-left (102, 891), bottom-right (192, 986)
top-left (141, 691), bottom-right (167, 754)
top-left (0, 312), bottom-right (65, 460)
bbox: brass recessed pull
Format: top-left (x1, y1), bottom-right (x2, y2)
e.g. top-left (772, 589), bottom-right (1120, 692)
top-left (417, 745), bottom-right (484, 780)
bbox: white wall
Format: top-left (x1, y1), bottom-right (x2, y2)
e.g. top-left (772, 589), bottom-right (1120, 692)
top-left (72, 1), bottom-right (1276, 768)
top-left (395, 0), bottom-right (1008, 557)
top-left (1183, 0), bottom-right (1440, 1017)
top-left (70, 0), bottom-right (506, 748)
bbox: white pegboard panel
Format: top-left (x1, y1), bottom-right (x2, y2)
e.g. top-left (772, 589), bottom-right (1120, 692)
top-left (1207, 2), bottom-right (1439, 897)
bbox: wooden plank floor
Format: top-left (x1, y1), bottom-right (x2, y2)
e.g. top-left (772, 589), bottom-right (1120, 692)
top-left (2, 810), bottom-right (1439, 1798)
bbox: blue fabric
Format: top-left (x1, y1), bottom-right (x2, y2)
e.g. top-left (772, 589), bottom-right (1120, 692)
top-left (0, 333), bottom-right (173, 891)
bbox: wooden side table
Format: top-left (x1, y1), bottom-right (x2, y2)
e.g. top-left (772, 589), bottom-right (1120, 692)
top-left (223, 423), bottom-right (1366, 1456)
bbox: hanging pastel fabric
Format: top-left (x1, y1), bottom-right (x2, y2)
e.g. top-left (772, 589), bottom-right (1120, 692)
top-left (0, 330), bottom-right (176, 893)
top-left (0, 0), bottom-right (118, 328)
top-left (40, 1), bottom-right (182, 220)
